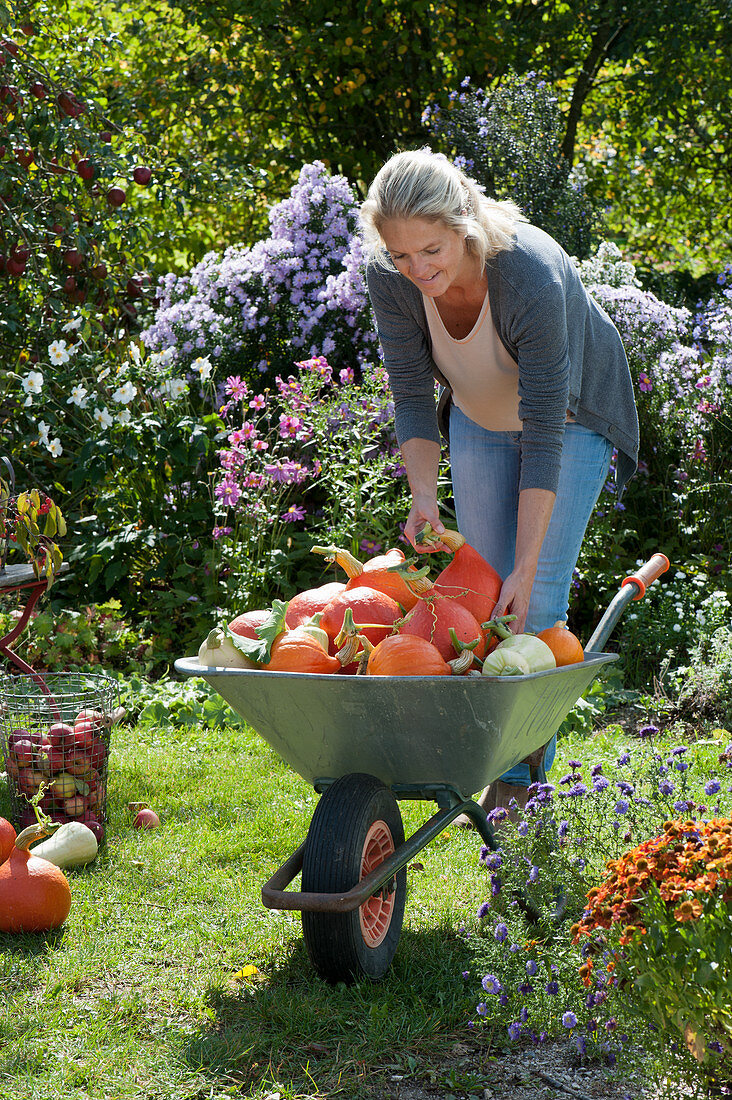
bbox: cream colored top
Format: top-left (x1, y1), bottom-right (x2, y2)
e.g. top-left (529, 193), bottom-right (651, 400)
top-left (422, 290), bottom-right (522, 431)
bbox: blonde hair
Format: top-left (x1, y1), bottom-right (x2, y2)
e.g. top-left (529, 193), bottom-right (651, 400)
top-left (360, 148), bottom-right (522, 269)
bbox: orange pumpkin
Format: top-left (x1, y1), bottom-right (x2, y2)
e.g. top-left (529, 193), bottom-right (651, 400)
top-left (266, 626), bottom-right (341, 674)
top-left (319, 588), bottom-right (402, 654)
top-left (284, 582), bottom-right (346, 629)
top-left (0, 817), bottom-right (16, 865)
top-left (423, 527), bottom-right (502, 626)
top-left (0, 824), bottom-right (72, 932)
top-left (536, 623), bottom-right (584, 666)
top-left (228, 608), bottom-right (273, 638)
top-left (398, 594), bottom-right (487, 662)
top-left (367, 634), bottom-right (450, 677)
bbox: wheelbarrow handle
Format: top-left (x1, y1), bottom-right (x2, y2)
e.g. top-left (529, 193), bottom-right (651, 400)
top-left (585, 552), bottom-right (670, 653)
top-left (620, 552), bottom-right (670, 601)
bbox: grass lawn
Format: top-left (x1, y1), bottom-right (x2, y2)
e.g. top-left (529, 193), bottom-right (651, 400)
top-left (0, 685), bottom-right (727, 1099)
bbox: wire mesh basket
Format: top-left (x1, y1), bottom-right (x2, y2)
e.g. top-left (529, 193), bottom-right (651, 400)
top-left (0, 672), bottom-right (119, 841)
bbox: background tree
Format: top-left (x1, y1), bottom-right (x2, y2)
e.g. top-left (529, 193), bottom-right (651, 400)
top-left (79, 0), bottom-right (730, 281)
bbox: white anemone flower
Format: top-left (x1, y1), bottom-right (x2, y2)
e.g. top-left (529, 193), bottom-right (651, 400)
top-left (21, 370), bottom-right (44, 396)
top-left (48, 340), bottom-right (72, 365)
top-left (116, 408), bottom-right (132, 425)
top-left (93, 406), bottom-right (114, 429)
top-left (128, 342), bottom-right (142, 365)
top-left (67, 385), bottom-right (89, 408)
top-left (161, 377), bottom-right (188, 400)
top-left (112, 381), bottom-right (137, 404)
top-left (37, 420), bottom-right (50, 446)
top-left (191, 355), bottom-right (213, 381)
top-left (61, 316), bottom-right (83, 333)
top-left (47, 437), bottom-right (63, 457)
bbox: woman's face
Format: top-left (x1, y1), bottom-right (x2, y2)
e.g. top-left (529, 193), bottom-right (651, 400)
top-left (380, 217), bottom-right (472, 296)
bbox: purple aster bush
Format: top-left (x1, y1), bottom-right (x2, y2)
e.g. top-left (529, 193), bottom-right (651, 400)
top-left (141, 161), bottom-right (377, 386)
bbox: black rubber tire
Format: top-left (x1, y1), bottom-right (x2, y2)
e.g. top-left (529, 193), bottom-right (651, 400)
top-left (301, 773), bottom-right (407, 983)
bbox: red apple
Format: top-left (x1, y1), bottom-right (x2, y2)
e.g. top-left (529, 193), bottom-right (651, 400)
top-left (91, 263), bottom-right (107, 280)
top-left (132, 165), bottom-right (152, 186)
top-left (107, 187), bottom-right (126, 207)
top-left (63, 249), bottom-right (83, 269)
top-left (74, 708), bottom-right (104, 730)
top-left (29, 81), bottom-right (47, 99)
top-left (57, 91), bottom-right (84, 118)
top-left (48, 722), bottom-right (75, 747)
top-left (81, 814), bottom-right (104, 842)
top-left (64, 795), bottom-right (87, 817)
top-left (99, 130), bottom-right (112, 142)
top-left (133, 808), bottom-right (160, 829)
top-left (77, 158), bottom-right (95, 181)
top-left (12, 738), bottom-right (34, 766)
top-left (15, 147), bottom-right (33, 169)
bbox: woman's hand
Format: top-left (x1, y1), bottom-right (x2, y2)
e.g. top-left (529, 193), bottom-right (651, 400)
top-left (491, 569), bottom-right (535, 633)
top-left (404, 495), bottom-right (445, 552)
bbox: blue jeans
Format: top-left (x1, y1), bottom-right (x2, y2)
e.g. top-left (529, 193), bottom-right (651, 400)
top-left (449, 405), bottom-right (612, 786)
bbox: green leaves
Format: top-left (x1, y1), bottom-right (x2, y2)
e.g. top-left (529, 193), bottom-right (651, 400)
top-left (228, 599), bottom-right (289, 664)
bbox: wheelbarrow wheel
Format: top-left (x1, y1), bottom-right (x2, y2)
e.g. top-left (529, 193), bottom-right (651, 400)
top-left (301, 772), bottom-right (406, 983)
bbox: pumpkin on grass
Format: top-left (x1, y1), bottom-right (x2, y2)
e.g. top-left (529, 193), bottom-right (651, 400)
top-left (0, 823), bottom-right (72, 932)
top-left (0, 817), bottom-right (16, 865)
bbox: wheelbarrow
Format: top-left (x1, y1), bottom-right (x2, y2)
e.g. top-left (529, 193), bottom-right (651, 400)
top-left (174, 553), bottom-right (669, 983)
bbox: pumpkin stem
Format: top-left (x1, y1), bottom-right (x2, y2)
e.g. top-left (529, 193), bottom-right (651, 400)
top-left (415, 522), bottom-right (466, 553)
top-left (311, 545), bottom-right (363, 578)
top-left (448, 650), bottom-right (475, 675)
top-left (386, 560), bottom-right (434, 596)
top-left (356, 637), bottom-right (375, 675)
top-left (334, 607), bottom-right (363, 666)
top-left (481, 614), bottom-right (518, 640)
top-left (15, 823), bottom-right (51, 851)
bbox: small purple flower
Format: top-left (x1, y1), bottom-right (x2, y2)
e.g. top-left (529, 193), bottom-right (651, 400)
top-left (494, 922), bottom-right (508, 943)
top-left (526, 960), bottom-right (538, 976)
top-left (477, 902), bottom-right (491, 919)
top-left (568, 759), bottom-right (583, 769)
top-left (281, 504), bottom-right (306, 523)
top-left (476, 1002), bottom-right (489, 1017)
top-left (638, 724), bottom-right (659, 738)
top-left (705, 780), bottom-right (721, 796)
top-left (708, 1041), bottom-right (724, 1054)
top-left (482, 974), bottom-right (502, 994)
top-left (590, 764), bottom-right (603, 776)
top-left (517, 821), bottom-right (530, 837)
top-left (675, 760), bottom-right (689, 772)
top-left (528, 866), bottom-right (540, 883)
top-left (518, 981), bottom-right (534, 995)
top-left (672, 746), bottom-right (688, 756)
top-left (658, 779), bottom-right (675, 795)
top-left (545, 980), bottom-right (559, 995)
top-left (519, 1007), bottom-right (529, 1023)
top-left (614, 799), bottom-right (630, 815)
top-left (674, 800), bottom-right (691, 812)
top-left (562, 1011), bottom-right (578, 1029)
top-left (593, 776), bottom-right (610, 791)
top-left (507, 1022), bottom-right (522, 1041)
top-left (558, 820), bottom-right (569, 839)
top-left (617, 752), bottom-right (631, 766)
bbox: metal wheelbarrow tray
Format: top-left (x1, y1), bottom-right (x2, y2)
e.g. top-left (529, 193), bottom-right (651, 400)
top-left (174, 553), bottom-right (669, 983)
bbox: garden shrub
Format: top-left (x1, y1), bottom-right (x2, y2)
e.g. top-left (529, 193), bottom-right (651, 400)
top-left (424, 72), bottom-right (599, 258)
top-left (140, 161), bottom-right (377, 389)
top-left (0, 2), bottom-right (240, 370)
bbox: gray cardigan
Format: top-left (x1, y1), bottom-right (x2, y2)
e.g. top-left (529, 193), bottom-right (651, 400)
top-left (366, 221), bottom-right (639, 496)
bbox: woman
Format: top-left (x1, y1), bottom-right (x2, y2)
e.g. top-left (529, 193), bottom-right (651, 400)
top-left (360, 149), bottom-right (639, 817)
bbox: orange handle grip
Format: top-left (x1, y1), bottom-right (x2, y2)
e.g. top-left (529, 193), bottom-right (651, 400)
top-left (621, 553), bottom-right (670, 600)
